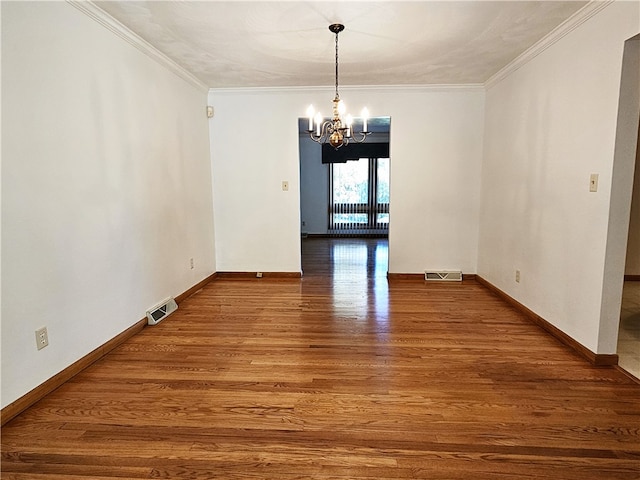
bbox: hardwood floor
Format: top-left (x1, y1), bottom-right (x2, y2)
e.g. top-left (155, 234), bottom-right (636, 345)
top-left (2, 238), bottom-right (640, 479)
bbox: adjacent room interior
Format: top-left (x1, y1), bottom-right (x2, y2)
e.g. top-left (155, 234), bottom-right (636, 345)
top-left (299, 117), bottom-right (391, 235)
top-left (618, 118), bottom-right (640, 378)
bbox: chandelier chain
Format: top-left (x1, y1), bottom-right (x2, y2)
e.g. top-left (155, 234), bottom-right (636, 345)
top-left (335, 29), bottom-right (339, 99)
top-left (306, 23), bottom-right (370, 149)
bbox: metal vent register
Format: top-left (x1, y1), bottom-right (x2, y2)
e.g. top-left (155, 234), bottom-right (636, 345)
top-left (146, 297), bottom-right (178, 325)
top-left (424, 270), bottom-right (463, 282)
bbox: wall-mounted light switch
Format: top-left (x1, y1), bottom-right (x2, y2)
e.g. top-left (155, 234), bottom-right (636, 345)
top-left (282, 181), bottom-right (289, 191)
top-left (589, 173), bottom-right (599, 192)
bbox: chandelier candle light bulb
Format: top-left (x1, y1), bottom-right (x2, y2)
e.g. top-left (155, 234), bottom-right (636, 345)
top-left (362, 107), bottom-right (369, 133)
top-left (314, 112), bottom-right (322, 136)
top-left (307, 105), bottom-right (314, 131)
top-left (306, 24), bottom-right (371, 149)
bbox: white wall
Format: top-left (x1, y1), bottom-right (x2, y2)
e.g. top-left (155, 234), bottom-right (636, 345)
top-left (1, 2), bottom-right (216, 408)
top-left (299, 135), bottom-right (329, 235)
top-left (478, 1), bottom-right (640, 354)
top-left (208, 90), bottom-right (304, 273)
top-left (384, 88), bottom-right (484, 274)
top-left (209, 87), bottom-right (484, 274)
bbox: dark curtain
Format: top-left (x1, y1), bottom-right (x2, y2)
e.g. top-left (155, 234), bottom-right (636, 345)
top-left (322, 143), bottom-right (389, 164)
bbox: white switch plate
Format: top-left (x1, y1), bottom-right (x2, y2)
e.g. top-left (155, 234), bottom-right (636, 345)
top-left (589, 173), bottom-right (599, 192)
top-left (282, 181), bottom-right (289, 191)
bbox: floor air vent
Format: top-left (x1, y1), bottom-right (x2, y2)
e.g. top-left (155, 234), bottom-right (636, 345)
top-left (424, 270), bottom-right (463, 282)
top-left (146, 297), bottom-right (178, 325)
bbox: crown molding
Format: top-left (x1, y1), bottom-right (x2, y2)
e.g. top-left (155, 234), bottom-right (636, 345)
top-left (485, 0), bottom-right (615, 89)
top-left (208, 84), bottom-right (485, 95)
top-left (67, 1), bottom-right (209, 93)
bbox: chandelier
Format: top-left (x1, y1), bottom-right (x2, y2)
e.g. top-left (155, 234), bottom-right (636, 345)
top-left (306, 24), bottom-right (370, 150)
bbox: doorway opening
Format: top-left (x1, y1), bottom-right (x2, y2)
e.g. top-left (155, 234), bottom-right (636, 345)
top-left (609, 33), bottom-right (640, 380)
top-left (617, 116), bottom-right (640, 379)
top-left (298, 116), bottom-right (391, 276)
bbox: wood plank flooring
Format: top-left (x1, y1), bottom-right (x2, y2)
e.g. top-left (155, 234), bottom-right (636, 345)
top-left (2, 238), bottom-right (640, 479)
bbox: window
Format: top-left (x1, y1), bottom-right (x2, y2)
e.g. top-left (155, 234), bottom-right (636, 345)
top-left (330, 157), bottom-right (389, 233)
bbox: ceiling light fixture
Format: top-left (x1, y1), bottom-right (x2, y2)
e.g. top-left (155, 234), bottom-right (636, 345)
top-left (306, 24), bottom-right (370, 150)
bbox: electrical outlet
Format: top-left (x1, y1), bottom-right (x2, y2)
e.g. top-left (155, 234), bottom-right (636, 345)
top-left (35, 327), bottom-right (49, 350)
top-left (256, 272), bottom-right (263, 278)
top-left (515, 270), bottom-right (521, 283)
top-left (190, 257), bottom-right (194, 270)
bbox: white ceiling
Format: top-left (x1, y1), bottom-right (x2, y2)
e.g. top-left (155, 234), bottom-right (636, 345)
top-left (95, 1), bottom-right (588, 89)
